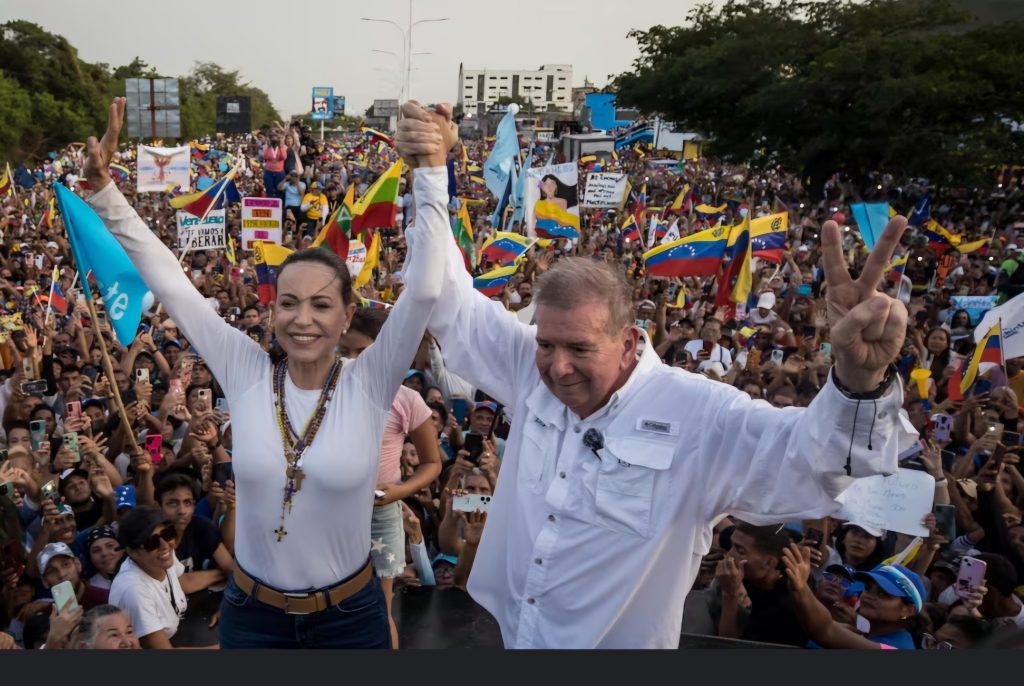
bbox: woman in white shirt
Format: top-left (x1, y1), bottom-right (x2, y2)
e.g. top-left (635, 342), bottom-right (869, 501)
top-left (108, 507), bottom-right (189, 649)
top-left (82, 97), bottom-right (455, 648)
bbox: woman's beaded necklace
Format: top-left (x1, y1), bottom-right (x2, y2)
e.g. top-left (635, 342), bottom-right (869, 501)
top-left (271, 355), bottom-right (342, 542)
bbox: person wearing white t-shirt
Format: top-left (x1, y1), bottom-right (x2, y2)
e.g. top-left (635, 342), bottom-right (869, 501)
top-left (748, 292), bottom-right (780, 328)
top-left (683, 318), bottom-right (733, 372)
top-left (109, 507), bottom-right (191, 649)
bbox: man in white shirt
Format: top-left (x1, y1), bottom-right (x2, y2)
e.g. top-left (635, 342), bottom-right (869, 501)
top-left (402, 105), bottom-right (915, 649)
top-left (683, 318), bottom-right (733, 373)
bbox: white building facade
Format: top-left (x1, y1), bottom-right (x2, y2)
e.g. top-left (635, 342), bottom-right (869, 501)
top-left (457, 63), bottom-right (573, 112)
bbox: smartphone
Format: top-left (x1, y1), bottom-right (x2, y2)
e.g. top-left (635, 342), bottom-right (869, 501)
top-left (135, 368), bottom-right (150, 384)
top-left (463, 433), bottom-right (485, 465)
top-left (197, 388), bottom-right (212, 408)
top-left (62, 432), bottom-right (80, 460)
top-left (452, 494), bottom-right (491, 513)
top-left (940, 449), bottom-right (957, 472)
top-left (929, 413), bottom-right (953, 442)
top-left (797, 284), bottom-right (813, 296)
top-left (215, 397), bottom-right (229, 413)
top-left (21, 357), bottom-right (34, 379)
top-left (18, 378), bottom-right (47, 395)
top-left (65, 401), bottom-right (82, 421)
top-left (169, 379), bottom-right (183, 397)
top-left (771, 349), bottom-right (785, 365)
top-left (39, 481), bottom-right (59, 503)
top-left (986, 423), bottom-right (1005, 445)
top-left (451, 398), bottom-right (469, 428)
top-left (1003, 431), bottom-right (1021, 446)
top-left (50, 580), bottom-right (79, 613)
top-left (702, 339), bottom-right (715, 354)
top-left (803, 527), bottom-right (824, 548)
top-left (212, 461), bottom-right (234, 486)
top-left (0, 481), bottom-right (14, 499)
top-left (95, 310), bottom-right (107, 325)
top-left (30, 420), bottom-right (47, 450)
top-left (819, 342), bottom-right (833, 358)
top-left (145, 434), bottom-right (163, 465)
top-left (955, 556), bottom-right (987, 599)
top-left (933, 504), bottom-right (956, 541)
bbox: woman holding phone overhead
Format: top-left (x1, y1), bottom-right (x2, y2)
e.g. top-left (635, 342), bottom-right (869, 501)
top-left (81, 98), bottom-right (457, 648)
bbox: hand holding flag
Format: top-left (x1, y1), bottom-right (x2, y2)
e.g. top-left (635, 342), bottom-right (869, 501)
top-left (822, 216), bottom-right (909, 393)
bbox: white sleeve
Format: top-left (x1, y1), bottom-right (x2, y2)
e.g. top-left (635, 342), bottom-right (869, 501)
top-left (408, 183), bottom-right (537, 409)
top-left (348, 167), bottom-right (447, 412)
top-left (698, 371), bottom-right (911, 524)
top-left (426, 340), bottom-right (475, 401)
top-left (87, 183), bottom-right (267, 398)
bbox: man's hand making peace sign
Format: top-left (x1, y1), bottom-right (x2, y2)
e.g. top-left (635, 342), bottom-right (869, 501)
top-left (823, 216), bottom-right (909, 393)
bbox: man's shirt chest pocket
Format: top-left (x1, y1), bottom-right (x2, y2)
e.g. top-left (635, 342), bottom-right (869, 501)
top-left (592, 437), bottom-right (675, 538)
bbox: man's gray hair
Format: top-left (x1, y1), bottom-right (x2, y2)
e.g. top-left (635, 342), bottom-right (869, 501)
top-left (534, 257), bottom-right (634, 334)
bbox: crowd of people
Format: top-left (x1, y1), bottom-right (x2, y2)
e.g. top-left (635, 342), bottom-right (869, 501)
top-left (0, 95), bottom-right (1022, 650)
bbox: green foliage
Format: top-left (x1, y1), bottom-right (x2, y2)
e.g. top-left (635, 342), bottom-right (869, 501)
top-left (0, 22), bottom-right (281, 161)
top-left (612, 0), bottom-right (1024, 187)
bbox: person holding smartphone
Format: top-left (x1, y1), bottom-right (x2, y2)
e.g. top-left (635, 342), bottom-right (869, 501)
top-left (83, 97), bottom-right (454, 648)
top-left (682, 317), bottom-right (733, 373)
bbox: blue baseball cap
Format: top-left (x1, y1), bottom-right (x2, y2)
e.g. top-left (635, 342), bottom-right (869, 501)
top-left (404, 369), bottom-right (425, 381)
top-left (474, 401), bottom-right (498, 414)
top-left (115, 484), bottom-right (136, 511)
top-left (853, 564), bottom-right (926, 613)
top-left (432, 554), bottom-right (458, 568)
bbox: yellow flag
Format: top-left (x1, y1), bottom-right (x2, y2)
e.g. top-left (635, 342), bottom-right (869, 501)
top-left (354, 232), bottom-right (381, 289)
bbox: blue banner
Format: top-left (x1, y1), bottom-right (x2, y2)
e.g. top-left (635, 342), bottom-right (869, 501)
top-left (311, 86), bottom-right (334, 120)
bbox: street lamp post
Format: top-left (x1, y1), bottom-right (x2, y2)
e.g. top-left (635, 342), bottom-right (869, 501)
top-left (362, 0), bottom-right (448, 102)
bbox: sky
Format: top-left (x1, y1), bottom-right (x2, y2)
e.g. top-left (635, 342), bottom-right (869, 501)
top-left (1, 0), bottom-right (696, 117)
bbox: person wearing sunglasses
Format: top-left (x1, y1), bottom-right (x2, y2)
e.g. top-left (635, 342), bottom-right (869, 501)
top-left (108, 506), bottom-right (214, 649)
top-left (783, 544), bottom-right (928, 649)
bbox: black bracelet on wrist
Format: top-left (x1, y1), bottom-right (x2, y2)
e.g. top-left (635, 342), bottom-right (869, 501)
top-left (831, 364), bottom-right (898, 400)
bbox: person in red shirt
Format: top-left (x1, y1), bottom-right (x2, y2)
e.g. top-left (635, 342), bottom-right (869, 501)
top-left (261, 134), bottom-right (287, 200)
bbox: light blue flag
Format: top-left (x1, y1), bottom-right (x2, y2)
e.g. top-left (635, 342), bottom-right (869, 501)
top-left (483, 107), bottom-right (520, 201)
top-left (850, 202), bottom-right (890, 251)
top-left (512, 144), bottom-right (534, 224)
top-left (53, 183), bottom-right (153, 347)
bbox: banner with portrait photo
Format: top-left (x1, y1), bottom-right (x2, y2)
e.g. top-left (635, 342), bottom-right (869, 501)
top-left (137, 145), bottom-right (190, 192)
top-left (524, 163), bottom-right (580, 240)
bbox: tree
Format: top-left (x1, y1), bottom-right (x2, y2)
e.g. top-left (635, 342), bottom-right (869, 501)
top-left (612, 0), bottom-right (1024, 194)
top-left (178, 61), bottom-right (280, 138)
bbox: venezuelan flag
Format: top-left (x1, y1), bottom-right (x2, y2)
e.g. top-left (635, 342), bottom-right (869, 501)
top-left (170, 165), bottom-right (239, 222)
top-left (480, 231), bottom-right (530, 265)
top-left (351, 160), bottom-right (402, 242)
top-left (886, 254), bottom-right (909, 283)
top-left (253, 241), bottom-right (294, 305)
top-left (473, 264), bottom-right (519, 297)
top-left (620, 215), bottom-right (642, 243)
top-left (533, 200), bottom-right (580, 240)
top-left (49, 281), bottom-right (68, 315)
top-left (960, 322), bottom-right (1003, 395)
top-left (109, 164), bottom-right (131, 182)
top-left (468, 165), bottom-right (485, 185)
top-left (670, 184), bottom-right (690, 212)
top-left (361, 127), bottom-right (394, 147)
top-left (359, 298), bottom-right (391, 310)
top-left (716, 214), bottom-right (753, 307)
top-left (40, 198), bottom-right (55, 229)
top-left (956, 237), bottom-right (990, 254)
top-left (643, 224), bottom-right (730, 278)
top-left (0, 165), bottom-right (11, 196)
top-left (750, 212), bottom-right (789, 263)
top-left (225, 235), bottom-right (237, 266)
top-left (921, 219), bottom-right (959, 255)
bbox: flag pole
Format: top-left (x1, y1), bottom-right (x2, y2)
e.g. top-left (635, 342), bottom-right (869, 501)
top-left (83, 295), bottom-right (140, 453)
top-left (44, 272), bottom-right (57, 329)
